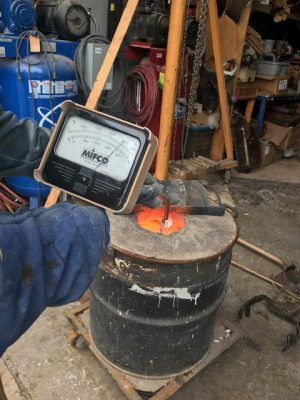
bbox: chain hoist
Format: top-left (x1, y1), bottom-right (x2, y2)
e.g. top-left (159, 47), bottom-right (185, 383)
top-left (171, 0), bottom-right (191, 160)
top-left (171, 0), bottom-right (209, 160)
top-left (182, 0), bottom-right (208, 159)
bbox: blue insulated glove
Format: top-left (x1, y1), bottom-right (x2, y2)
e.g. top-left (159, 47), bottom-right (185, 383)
top-left (0, 202), bottom-right (109, 356)
top-left (137, 173), bottom-right (164, 208)
top-left (137, 174), bottom-right (207, 208)
top-left (0, 106), bottom-right (50, 177)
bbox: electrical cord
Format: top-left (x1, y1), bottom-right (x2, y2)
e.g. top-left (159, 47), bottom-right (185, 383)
top-left (87, 11), bottom-right (99, 35)
top-left (12, 31), bottom-right (56, 204)
top-left (74, 34), bottom-right (110, 99)
top-left (98, 58), bottom-right (125, 109)
top-left (16, 30), bottom-right (57, 80)
top-left (15, 30), bottom-right (56, 125)
top-left (74, 33), bottom-right (126, 111)
top-left (0, 181), bottom-right (28, 213)
top-left (124, 64), bottom-right (159, 126)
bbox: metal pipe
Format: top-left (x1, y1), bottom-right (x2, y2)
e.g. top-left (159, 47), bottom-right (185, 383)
top-left (237, 238), bottom-right (285, 269)
top-left (231, 260), bottom-right (300, 302)
top-left (161, 198), bottom-right (171, 224)
top-left (155, 0), bottom-right (187, 180)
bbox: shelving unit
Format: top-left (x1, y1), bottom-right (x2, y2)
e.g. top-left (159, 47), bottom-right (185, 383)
top-left (252, 1), bottom-right (300, 22)
top-left (256, 91), bottom-right (300, 132)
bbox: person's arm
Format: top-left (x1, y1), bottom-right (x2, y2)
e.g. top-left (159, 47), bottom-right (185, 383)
top-left (0, 107), bottom-right (50, 177)
top-left (0, 202), bottom-right (110, 355)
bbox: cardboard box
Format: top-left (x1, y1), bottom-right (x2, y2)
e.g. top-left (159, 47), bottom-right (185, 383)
top-left (260, 138), bottom-right (282, 167)
top-left (256, 75), bottom-right (288, 95)
top-left (263, 121), bottom-right (300, 150)
top-left (236, 82), bottom-right (258, 99)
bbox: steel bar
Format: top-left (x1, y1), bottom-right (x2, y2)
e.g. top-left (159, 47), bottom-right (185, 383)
top-left (237, 238), bottom-right (285, 269)
top-left (231, 260), bottom-right (300, 302)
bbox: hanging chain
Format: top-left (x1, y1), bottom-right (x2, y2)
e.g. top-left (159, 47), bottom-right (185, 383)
top-left (181, 0), bottom-right (209, 159)
top-left (171, 0), bottom-right (191, 160)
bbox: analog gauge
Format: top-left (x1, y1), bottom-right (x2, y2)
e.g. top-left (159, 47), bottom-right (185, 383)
top-left (35, 101), bottom-right (158, 213)
top-left (55, 115), bottom-right (141, 182)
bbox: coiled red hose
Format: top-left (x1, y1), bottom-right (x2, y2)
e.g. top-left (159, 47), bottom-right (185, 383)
top-left (124, 64), bottom-right (159, 126)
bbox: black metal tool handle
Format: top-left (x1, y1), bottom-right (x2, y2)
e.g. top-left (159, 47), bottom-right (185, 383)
top-left (187, 206), bottom-right (226, 216)
top-left (171, 205), bottom-right (226, 216)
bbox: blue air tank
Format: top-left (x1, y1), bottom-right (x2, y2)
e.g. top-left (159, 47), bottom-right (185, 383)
top-left (0, 53), bottom-right (79, 129)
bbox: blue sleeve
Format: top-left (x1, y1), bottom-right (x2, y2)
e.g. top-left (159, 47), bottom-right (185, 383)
top-left (0, 202), bottom-right (110, 355)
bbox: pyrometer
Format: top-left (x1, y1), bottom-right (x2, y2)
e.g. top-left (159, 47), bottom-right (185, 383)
top-left (34, 101), bottom-right (158, 214)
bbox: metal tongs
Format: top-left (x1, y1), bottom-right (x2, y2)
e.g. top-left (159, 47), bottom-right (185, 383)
top-left (159, 181), bottom-right (225, 232)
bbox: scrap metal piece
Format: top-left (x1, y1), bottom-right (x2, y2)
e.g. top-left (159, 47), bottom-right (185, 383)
top-left (283, 265), bottom-right (300, 294)
top-left (283, 323), bottom-right (300, 352)
top-left (238, 294), bottom-right (300, 351)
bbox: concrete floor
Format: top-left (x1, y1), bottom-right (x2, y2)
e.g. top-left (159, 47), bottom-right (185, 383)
top-left (2, 157), bottom-right (300, 400)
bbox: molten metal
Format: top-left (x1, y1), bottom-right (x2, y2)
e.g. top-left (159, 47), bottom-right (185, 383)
top-left (135, 206), bottom-right (186, 235)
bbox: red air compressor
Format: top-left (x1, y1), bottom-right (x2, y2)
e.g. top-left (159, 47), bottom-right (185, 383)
top-left (124, 41), bottom-right (185, 167)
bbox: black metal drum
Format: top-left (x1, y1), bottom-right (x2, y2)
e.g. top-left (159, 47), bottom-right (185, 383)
top-left (90, 211), bottom-right (238, 378)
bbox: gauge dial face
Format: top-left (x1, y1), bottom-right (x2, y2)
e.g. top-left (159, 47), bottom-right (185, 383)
top-left (55, 115), bottom-right (141, 182)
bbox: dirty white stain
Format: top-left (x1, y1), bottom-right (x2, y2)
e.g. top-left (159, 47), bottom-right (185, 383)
top-left (215, 256), bottom-right (221, 271)
top-left (115, 257), bottom-right (130, 269)
top-left (0, 248), bottom-right (3, 263)
top-left (115, 257), bottom-right (157, 273)
top-left (130, 284), bottom-right (202, 306)
top-left (158, 294), bottom-right (162, 308)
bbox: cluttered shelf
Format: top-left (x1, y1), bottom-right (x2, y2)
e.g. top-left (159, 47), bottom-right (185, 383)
top-left (235, 9), bottom-right (300, 165)
top-left (234, 80), bottom-right (300, 171)
top-left (252, 1), bottom-right (300, 22)
top-left (255, 89), bottom-right (300, 132)
top-left (257, 90), bottom-right (300, 101)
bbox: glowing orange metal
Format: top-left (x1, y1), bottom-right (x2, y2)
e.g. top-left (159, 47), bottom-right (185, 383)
top-left (135, 206), bottom-right (186, 235)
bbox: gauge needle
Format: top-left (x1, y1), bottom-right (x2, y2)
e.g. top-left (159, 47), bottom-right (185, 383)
top-left (95, 141), bottom-right (124, 170)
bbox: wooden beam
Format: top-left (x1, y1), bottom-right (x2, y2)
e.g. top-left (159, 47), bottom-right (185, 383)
top-left (245, 98), bottom-right (256, 123)
top-left (208, 2), bottom-right (252, 161)
top-left (45, 0), bottom-right (139, 208)
top-left (155, 0), bottom-right (187, 180)
top-left (208, 0), bottom-right (234, 161)
top-left (44, 187), bottom-right (61, 208)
